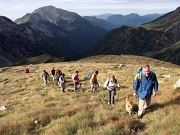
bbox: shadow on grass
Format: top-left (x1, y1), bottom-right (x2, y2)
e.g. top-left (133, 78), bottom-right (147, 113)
top-left (145, 94), bottom-right (180, 115)
top-left (120, 85), bottom-right (129, 88)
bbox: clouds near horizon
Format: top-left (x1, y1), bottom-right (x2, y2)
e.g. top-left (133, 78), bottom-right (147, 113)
top-left (0, 0), bottom-right (179, 21)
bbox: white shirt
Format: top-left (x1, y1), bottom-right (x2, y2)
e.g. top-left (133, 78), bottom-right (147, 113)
top-left (104, 78), bottom-right (120, 90)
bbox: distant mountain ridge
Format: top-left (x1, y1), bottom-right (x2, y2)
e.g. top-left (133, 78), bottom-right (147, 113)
top-left (83, 16), bottom-right (116, 30)
top-left (84, 13), bottom-right (163, 30)
top-left (15, 6), bottom-right (108, 55)
top-left (0, 6), bottom-right (108, 67)
top-left (0, 5), bottom-right (179, 67)
top-left (94, 13), bottom-right (163, 28)
top-left (76, 7), bottom-right (180, 65)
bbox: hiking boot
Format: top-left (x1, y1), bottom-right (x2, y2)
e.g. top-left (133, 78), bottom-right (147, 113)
top-left (108, 102), bottom-right (110, 105)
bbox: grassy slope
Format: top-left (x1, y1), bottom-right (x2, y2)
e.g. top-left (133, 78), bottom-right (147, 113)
top-left (15, 54), bottom-right (71, 66)
top-left (0, 55), bottom-right (180, 135)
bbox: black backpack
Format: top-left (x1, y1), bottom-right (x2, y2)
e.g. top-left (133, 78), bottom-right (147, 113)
top-left (56, 74), bottom-right (60, 81)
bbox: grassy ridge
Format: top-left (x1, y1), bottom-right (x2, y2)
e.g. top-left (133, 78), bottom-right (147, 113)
top-left (0, 55), bottom-right (180, 135)
top-left (15, 54), bottom-right (71, 66)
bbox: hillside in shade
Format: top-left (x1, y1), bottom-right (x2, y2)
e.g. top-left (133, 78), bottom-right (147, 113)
top-left (15, 6), bottom-right (108, 57)
top-left (76, 7), bottom-right (180, 65)
top-left (0, 6), bottom-right (108, 67)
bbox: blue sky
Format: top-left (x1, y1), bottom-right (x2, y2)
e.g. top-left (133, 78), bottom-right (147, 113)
top-left (0, 0), bottom-right (180, 21)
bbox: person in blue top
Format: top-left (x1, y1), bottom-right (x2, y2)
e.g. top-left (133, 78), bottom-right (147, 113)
top-left (133, 64), bottom-right (158, 119)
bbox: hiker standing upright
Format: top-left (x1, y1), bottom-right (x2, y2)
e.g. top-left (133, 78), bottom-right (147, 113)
top-left (42, 70), bottom-right (49, 84)
top-left (133, 64), bottom-right (158, 119)
top-left (73, 71), bottom-right (80, 92)
top-left (50, 67), bottom-right (55, 81)
top-left (55, 69), bottom-right (62, 82)
top-left (104, 75), bottom-right (120, 106)
top-left (58, 73), bottom-right (66, 93)
top-left (90, 71), bottom-right (99, 93)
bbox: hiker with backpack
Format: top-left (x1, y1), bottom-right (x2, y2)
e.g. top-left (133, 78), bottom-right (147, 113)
top-left (73, 71), bottom-right (80, 92)
top-left (58, 73), bottom-right (66, 93)
top-left (55, 69), bottom-right (62, 82)
top-left (90, 71), bottom-right (99, 93)
top-left (50, 67), bottom-right (55, 81)
top-left (42, 70), bottom-right (49, 84)
top-left (104, 75), bottom-right (120, 106)
top-left (133, 64), bottom-right (158, 119)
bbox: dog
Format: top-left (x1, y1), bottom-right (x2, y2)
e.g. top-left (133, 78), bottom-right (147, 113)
top-left (67, 89), bottom-right (75, 92)
top-left (125, 96), bottom-right (133, 115)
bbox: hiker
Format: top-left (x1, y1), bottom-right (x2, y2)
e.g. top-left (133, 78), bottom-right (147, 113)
top-left (73, 71), bottom-right (80, 92)
top-left (133, 64), bottom-right (158, 119)
top-left (90, 71), bottom-right (99, 93)
top-left (24, 68), bottom-right (29, 73)
top-left (104, 75), bottom-right (120, 106)
top-left (55, 69), bottom-right (62, 82)
top-left (50, 67), bottom-right (55, 81)
top-left (58, 73), bottom-right (66, 93)
top-left (42, 70), bottom-right (49, 84)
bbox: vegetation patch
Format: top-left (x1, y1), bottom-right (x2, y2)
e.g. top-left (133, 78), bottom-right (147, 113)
top-left (0, 55), bottom-right (180, 134)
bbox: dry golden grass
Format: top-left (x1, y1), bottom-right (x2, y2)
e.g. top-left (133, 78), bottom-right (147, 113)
top-left (0, 55), bottom-right (180, 135)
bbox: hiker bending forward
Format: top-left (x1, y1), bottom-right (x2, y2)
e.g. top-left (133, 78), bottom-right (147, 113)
top-left (104, 75), bottom-right (120, 106)
top-left (90, 71), bottom-right (99, 93)
top-left (133, 64), bottom-right (158, 119)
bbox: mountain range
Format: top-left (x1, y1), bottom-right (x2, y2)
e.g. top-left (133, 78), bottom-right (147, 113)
top-left (76, 7), bottom-right (180, 65)
top-left (84, 13), bottom-right (163, 30)
top-left (0, 6), bottom-right (108, 67)
top-left (97, 13), bottom-right (163, 29)
top-left (0, 5), bottom-right (180, 67)
top-left (15, 6), bottom-right (108, 57)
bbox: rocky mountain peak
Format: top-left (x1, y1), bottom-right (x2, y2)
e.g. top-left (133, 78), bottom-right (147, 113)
top-left (32, 5), bottom-right (80, 23)
top-left (126, 13), bottom-right (139, 18)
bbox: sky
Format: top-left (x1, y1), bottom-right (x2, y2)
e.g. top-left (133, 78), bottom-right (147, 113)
top-left (0, 0), bottom-right (180, 21)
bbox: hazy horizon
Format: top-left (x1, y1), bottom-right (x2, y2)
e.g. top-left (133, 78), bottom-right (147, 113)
top-left (0, 0), bottom-right (179, 21)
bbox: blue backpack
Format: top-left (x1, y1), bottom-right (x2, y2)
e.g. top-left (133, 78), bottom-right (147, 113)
top-left (135, 67), bottom-right (156, 81)
top-left (87, 72), bottom-right (94, 79)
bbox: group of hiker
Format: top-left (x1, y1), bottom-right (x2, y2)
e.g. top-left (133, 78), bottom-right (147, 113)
top-left (41, 64), bottom-right (158, 119)
top-left (41, 68), bottom-right (66, 93)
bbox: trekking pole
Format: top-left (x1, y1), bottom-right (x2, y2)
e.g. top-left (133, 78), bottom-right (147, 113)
top-left (116, 86), bottom-right (121, 101)
top-left (117, 92), bottom-right (120, 101)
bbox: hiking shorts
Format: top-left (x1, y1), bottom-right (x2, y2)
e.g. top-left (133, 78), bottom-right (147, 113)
top-left (91, 81), bottom-right (99, 90)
